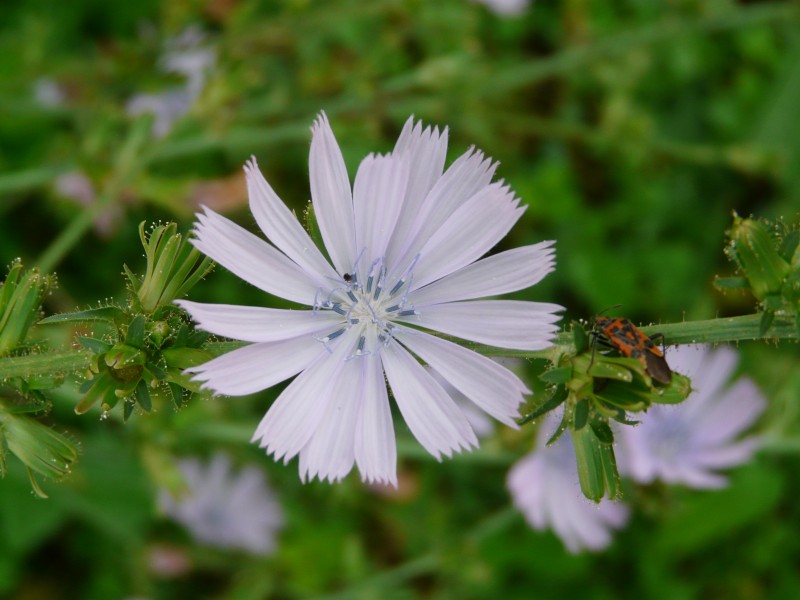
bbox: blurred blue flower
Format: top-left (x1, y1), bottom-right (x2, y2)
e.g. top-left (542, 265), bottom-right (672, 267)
top-left (507, 414), bottom-right (630, 553)
top-left (126, 26), bottom-right (215, 138)
top-left (615, 345), bottom-right (766, 488)
top-left (159, 453), bottom-right (283, 555)
top-left (508, 344), bottom-right (766, 553)
top-left (472, 0), bottom-right (531, 17)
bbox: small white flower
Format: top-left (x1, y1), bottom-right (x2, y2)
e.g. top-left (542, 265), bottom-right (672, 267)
top-left (126, 26), bottom-right (215, 137)
top-left (472, 0), bottom-right (531, 17)
top-left (33, 78), bottom-right (66, 108)
top-left (159, 453), bottom-right (283, 555)
top-left (615, 345), bottom-right (766, 489)
top-left (179, 113), bottom-right (562, 486)
top-left (127, 90), bottom-right (195, 138)
top-left (507, 415), bottom-right (630, 554)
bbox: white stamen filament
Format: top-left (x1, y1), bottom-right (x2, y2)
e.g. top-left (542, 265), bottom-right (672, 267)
top-left (312, 256), bottom-right (419, 358)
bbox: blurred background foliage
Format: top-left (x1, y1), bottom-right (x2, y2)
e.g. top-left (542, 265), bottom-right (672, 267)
top-left (1, 0), bottom-right (800, 598)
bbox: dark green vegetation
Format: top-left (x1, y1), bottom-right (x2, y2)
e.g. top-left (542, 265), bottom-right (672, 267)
top-left (1, 1), bottom-right (800, 598)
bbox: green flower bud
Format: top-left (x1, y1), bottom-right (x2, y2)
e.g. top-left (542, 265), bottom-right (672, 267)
top-left (0, 402), bottom-right (79, 498)
top-left (127, 222), bottom-right (213, 314)
top-left (726, 215), bottom-right (790, 302)
top-left (0, 261), bottom-right (55, 356)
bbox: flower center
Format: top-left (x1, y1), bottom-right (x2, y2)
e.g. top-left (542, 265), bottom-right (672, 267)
top-left (648, 413), bottom-right (690, 462)
top-left (312, 255), bottom-right (420, 359)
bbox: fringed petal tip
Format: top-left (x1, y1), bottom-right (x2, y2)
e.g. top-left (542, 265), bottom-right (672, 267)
top-left (311, 110), bottom-right (332, 134)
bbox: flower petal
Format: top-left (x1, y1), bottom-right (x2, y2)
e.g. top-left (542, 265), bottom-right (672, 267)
top-left (388, 147), bottom-right (497, 274)
top-left (186, 336), bottom-right (325, 396)
top-left (245, 157), bottom-right (339, 285)
top-left (693, 437), bottom-right (762, 470)
top-left (354, 354), bottom-right (397, 486)
top-left (384, 118), bottom-right (448, 268)
top-left (298, 350), bottom-right (363, 483)
top-left (309, 113), bottom-right (357, 274)
top-left (381, 340), bottom-right (477, 459)
top-left (177, 300), bottom-right (343, 342)
top-left (405, 300), bottom-right (563, 350)
top-left (352, 153), bottom-right (408, 274)
top-left (192, 208), bottom-right (319, 305)
top-left (409, 241), bottom-right (556, 306)
top-left (694, 380), bottom-right (766, 445)
top-left (410, 183), bottom-right (526, 289)
top-left (393, 326), bottom-right (528, 427)
top-left (252, 328), bottom-right (357, 463)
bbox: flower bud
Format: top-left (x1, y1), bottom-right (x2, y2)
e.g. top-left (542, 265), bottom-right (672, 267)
top-left (0, 404), bottom-right (79, 498)
top-left (0, 261), bottom-right (55, 356)
top-left (726, 215), bottom-right (790, 302)
top-left (128, 222), bottom-right (213, 314)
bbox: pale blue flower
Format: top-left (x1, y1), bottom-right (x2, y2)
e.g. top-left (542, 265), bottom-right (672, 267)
top-left (126, 26), bottom-right (215, 137)
top-left (179, 114), bottom-right (562, 485)
top-left (159, 453), bottom-right (283, 555)
top-left (615, 345), bottom-right (766, 488)
top-left (507, 414), bottom-right (630, 553)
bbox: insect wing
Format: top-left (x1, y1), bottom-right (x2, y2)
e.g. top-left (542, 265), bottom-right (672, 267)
top-left (644, 351), bottom-right (672, 385)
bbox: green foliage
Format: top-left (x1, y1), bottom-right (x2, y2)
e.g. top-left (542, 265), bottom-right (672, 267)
top-left (1, 0), bottom-right (800, 597)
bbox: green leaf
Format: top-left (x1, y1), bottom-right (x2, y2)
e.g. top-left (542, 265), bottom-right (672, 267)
top-left (572, 321), bottom-right (589, 354)
top-left (573, 398), bottom-right (589, 430)
top-left (588, 360), bottom-right (634, 382)
top-left (144, 361), bottom-right (168, 382)
top-left (77, 337), bottom-right (112, 355)
top-left (125, 315), bottom-right (145, 348)
top-left (517, 386), bottom-right (568, 426)
top-left (75, 373), bottom-right (117, 414)
top-left (570, 426), bottom-right (620, 502)
top-left (590, 418), bottom-right (614, 444)
top-left (545, 411), bottom-right (568, 447)
top-left (162, 347), bottom-right (214, 370)
top-left (779, 230), bottom-right (799, 262)
top-left (594, 379), bottom-right (651, 411)
top-left (122, 399), bottom-right (135, 422)
top-left (39, 306), bottom-right (124, 325)
top-left (168, 382), bottom-right (185, 409)
top-left (713, 276), bottom-right (750, 290)
top-left (135, 380), bottom-right (152, 413)
top-left (539, 366), bottom-right (572, 384)
top-left (123, 263), bottom-right (141, 294)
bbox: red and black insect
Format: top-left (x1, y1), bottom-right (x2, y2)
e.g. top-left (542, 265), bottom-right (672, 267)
top-left (591, 314), bottom-right (672, 385)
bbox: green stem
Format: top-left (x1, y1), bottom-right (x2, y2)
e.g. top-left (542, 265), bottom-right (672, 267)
top-left (35, 207), bottom-right (102, 273)
top-left (0, 350), bottom-right (92, 380)
top-left (638, 313), bottom-right (797, 345)
top-left (34, 117), bottom-right (152, 272)
top-left (473, 313), bottom-right (797, 360)
top-left (1, 314), bottom-right (793, 387)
